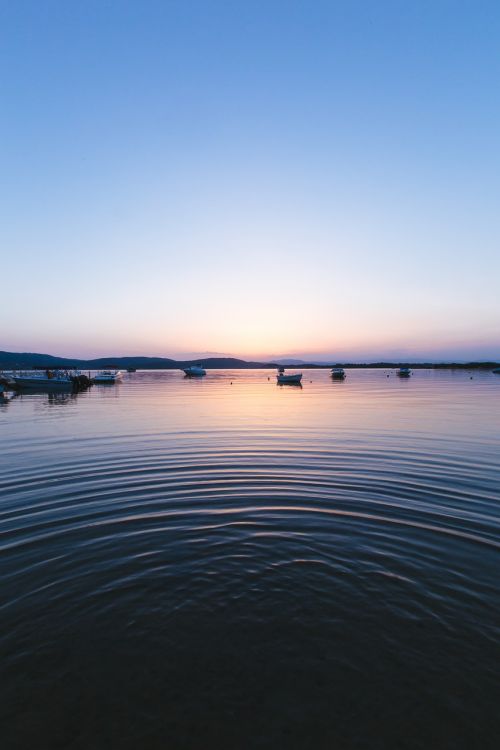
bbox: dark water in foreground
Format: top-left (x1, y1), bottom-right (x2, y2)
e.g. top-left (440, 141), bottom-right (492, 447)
top-left (1, 369), bottom-right (499, 749)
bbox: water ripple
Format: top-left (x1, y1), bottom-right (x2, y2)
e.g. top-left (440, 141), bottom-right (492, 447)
top-left (1, 370), bottom-right (499, 748)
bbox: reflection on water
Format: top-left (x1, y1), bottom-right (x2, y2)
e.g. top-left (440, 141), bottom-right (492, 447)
top-left (0, 369), bottom-right (499, 749)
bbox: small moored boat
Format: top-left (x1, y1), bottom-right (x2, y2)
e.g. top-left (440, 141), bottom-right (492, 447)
top-left (183, 365), bottom-right (206, 377)
top-left (277, 372), bottom-right (302, 385)
top-left (331, 368), bottom-right (346, 380)
top-left (397, 367), bottom-right (412, 377)
top-left (0, 372), bottom-right (16, 389)
top-left (93, 370), bottom-right (123, 383)
top-left (492, 368), bottom-right (500, 374)
top-left (12, 369), bottom-right (90, 390)
top-left (0, 383), bottom-right (14, 403)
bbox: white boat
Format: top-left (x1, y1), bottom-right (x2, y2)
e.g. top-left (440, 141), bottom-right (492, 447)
top-left (12, 369), bottom-right (80, 390)
top-left (93, 369), bottom-right (122, 383)
top-left (182, 365), bottom-right (206, 377)
top-left (331, 368), bottom-right (346, 380)
top-left (397, 367), bottom-right (412, 377)
top-left (277, 372), bottom-right (302, 384)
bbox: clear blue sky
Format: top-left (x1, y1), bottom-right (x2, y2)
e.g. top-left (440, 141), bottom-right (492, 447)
top-left (1, 0), bottom-right (499, 360)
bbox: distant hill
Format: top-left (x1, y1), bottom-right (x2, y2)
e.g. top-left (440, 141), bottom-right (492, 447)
top-left (0, 351), bottom-right (498, 370)
top-left (0, 351), bottom-right (276, 369)
top-left (273, 358), bottom-right (307, 366)
top-left (0, 351), bottom-right (80, 369)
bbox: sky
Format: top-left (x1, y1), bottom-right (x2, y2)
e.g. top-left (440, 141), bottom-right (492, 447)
top-left (1, 0), bottom-right (499, 361)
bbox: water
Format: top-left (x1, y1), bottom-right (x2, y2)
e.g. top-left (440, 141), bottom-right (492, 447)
top-left (1, 369), bottom-right (499, 749)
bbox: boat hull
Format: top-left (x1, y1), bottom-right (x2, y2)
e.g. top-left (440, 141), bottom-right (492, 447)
top-left (183, 368), bottom-right (206, 377)
top-left (13, 376), bottom-right (74, 390)
top-left (93, 370), bottom-right (122, 383)
top-left (277, 374), bottom-right (302, 384)
top-left (0, 374), bottom-right (16, 388)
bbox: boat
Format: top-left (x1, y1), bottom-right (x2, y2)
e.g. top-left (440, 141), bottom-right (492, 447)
top-left (0, 372), bottom-right (16, 388)
top-left (127, 367), bottom-right (137, 373)
top-left (397, 367), bottom-right (412, 377)
top-left (277, 372), bottom-right (303, 384)
top-left (93, 370), bottom-right (122, 383)
top-left (0, 383), bottom-right (14, 403)
top-left (492, 368), bottom-right (500, 374)
top-left (182, 365), bottom-right (206, 377)
top-left (11, 369), bottom-right (90, 391)
top-left (331, 368), bottom-right (346, 380)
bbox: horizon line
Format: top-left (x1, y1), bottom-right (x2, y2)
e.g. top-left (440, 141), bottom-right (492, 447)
top-left (1, 348), bottom-right (499, 367)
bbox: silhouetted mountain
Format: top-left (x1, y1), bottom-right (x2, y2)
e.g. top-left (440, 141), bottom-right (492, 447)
top-left (0, 351), bottom-right (79, 369)
top-left (0, 351), bottom-right (275, 369)
top-left (0, 351), bottom-right (498, 370)
top-left (273, 358), bottom-right (306, 366)
top-left (175, 357), bottom-right (273, 369)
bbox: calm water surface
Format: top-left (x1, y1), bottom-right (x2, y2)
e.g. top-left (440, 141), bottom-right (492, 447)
top-left (1, 369), bottom-right (499, 749)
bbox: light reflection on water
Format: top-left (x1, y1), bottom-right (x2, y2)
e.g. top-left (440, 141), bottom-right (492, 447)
top-left (1, 369), bottom-right (499, 748)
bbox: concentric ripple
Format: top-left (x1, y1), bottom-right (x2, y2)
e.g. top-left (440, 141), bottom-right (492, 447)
top-left (1, 369), bottom-right (499, 749)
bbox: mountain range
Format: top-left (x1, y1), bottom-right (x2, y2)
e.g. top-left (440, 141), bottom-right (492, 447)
top-left (1, 350), bottom-right (499, 370)
top-left (0, 351), bottom-right (277, 370)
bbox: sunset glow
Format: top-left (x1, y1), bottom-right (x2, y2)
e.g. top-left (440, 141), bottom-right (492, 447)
top-left (1, 1), bottom-right (499, 361)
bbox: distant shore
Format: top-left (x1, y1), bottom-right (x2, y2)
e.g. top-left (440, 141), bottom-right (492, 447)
top-left (1, 350), bottom-right (499, 371)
